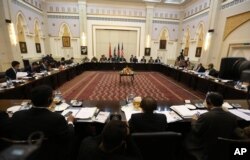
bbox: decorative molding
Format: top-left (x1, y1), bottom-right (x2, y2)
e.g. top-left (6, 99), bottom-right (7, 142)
top-left (12, 0), bottom-right (43, 15)
top-left (47, 15), bottom-right (79, 19)
top-left (87, 17), bottom-right (146, 23)
top-left (153, 19), bottom-right (179, 24)
top-left (221, 0), bottom-right (248, 10)
top-left (223, 11), bottom-right (250, 40)
top-left (183, 8), bottom-right (209, 22)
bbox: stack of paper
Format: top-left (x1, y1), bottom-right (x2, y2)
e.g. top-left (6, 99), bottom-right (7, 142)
top-left (222, 102), bottom-right (233, 109)
top-left (170, 105), bottom-right (196, 118)
top-left (75, 107), bottom-right (97, 119)
top-left (54, 103), bottom-right (70, 111)
top-left (154, 110), bottom-right (182, 123)
top-left (94, 112), bottom-right (110, 123)
top-left (17, 72), bottom-right (28, 78)
top-left (229, 109), bottom-right (250, 121)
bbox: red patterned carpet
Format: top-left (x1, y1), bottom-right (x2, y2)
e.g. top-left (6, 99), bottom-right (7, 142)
top-left (59, 71), bottom-right (205, 101)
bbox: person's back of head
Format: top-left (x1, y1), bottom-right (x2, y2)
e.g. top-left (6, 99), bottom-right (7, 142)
top-left (31, 85), bottom-right (53, 108)
top-left (140, 96), bottom-right (157, 113)
top-left (101, 120), bottom-right (128, 153)
top-left (205, 92), bottom-right (223, 109)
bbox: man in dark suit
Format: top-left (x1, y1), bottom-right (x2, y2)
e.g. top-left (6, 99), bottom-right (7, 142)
top-left (185, 92), bottom-right (237, 160)
top-left (195, 63), bottom-right (205, 72)
top-left (5, 61), bottom-right (20, 80)
top-left (129, 96), bottom-right (167, 133)
top-left (132, 56), bottom-right (138, 63)
top-left (140, 56), bottom-right (146, 63)
top-left (25, 62), bottom-right (41, 74)
top-left (155, 57), bottom-right (161, 64)
top-left (206, 63), bottom-right (218, 77)
top-left (9, 85), bottom-right (75, 160)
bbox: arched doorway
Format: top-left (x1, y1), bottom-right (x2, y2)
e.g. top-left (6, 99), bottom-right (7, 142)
top-left (16, 13), bottom-right (28, 54)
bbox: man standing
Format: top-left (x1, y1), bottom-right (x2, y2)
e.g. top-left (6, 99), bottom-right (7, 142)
top-left (5, 61), bottom-right (20, 80)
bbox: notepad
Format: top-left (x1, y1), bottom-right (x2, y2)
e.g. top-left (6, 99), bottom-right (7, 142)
top-left (121, 105), bottom-right (142, 121)
top-left (229, 109), bottom-right (250, 121)
top-left (170, 105), bottom-right (196, 119)
top-left (94, 112), bottom-right (110, 123)
top-left (75, 107), bottom-right (97, 119)
top-left (61, 108), bottom-right (80, 117)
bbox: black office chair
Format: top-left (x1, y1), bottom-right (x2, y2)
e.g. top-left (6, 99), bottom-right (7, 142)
top-left (207, 137), bottom-right (250, 160)
top-left (131, 131), bottom-right (182, 160)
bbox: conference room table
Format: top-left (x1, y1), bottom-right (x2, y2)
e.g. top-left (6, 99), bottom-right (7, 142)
top-left (0, 62), bottom-right (248, 100)
top-left (1, 99), bottom-right (250, 133)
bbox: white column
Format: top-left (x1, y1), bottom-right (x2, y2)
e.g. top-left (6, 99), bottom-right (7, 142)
top-left (78, 0), bottom-right (87, 45)
top-left (42, 1), bottom-right (51, 55)
top-left (0, 0), bottom-right (22, 71)
top-left (145, 4), bottom-right (154, 49)
top-left (200, 0), bottom-right (223, 67)
top-left (176, 10), bottom-right (184, 60)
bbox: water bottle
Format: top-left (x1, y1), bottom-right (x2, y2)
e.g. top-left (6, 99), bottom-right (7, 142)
top-left (127, 93), bottom-right (134, 104)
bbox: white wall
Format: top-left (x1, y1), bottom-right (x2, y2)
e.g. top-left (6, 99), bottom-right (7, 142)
top-left (210, 0), bottom-right (250, 68)
top-left (221, 21), bottom-right (250, 60)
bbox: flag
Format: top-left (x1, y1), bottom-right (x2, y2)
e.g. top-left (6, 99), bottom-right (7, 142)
top-left (118, 43), bottom-right (120, 57)
top-left (109, 43), bottom-right (111, 58)
top-left (113, 47), bottom-right (116, 57)
top-left (121, 43), bottom-right (124, 57)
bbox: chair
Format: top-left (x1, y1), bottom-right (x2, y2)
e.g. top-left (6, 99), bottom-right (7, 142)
top-left (207, 137), bottom-right (250, 160)
top-left (131, 131), bottom-right (182, 160)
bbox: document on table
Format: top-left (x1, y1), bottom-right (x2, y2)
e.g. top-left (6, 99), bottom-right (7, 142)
top-left (75, 107), bottom-right (97, 119)
top-left (94, 111), bottom-right (110, 123)
top-left (222, 102), bottom-right (233, 109)
top-left (61, 108), bottom-right (80, 117)
top-left (170, 105), bottom-right (196, 119)
top-left (121, 105), bottom-right (142, 121)
top-left (229, 109), bottom-right (250, 121)
top-left (17, 72), bottom-right (28, 78)
top-left (154, 110), bottom-right (182, 123)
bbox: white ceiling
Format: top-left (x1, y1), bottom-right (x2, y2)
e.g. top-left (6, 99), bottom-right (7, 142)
top-left (46, 0), bottom-right (190, 5)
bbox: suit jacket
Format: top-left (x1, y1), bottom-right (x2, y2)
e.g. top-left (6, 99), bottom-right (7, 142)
top-left (129, 113), bottom-right (167, 133)
top-left (5, 68), bottom-right (16, 80)
top-left (208, 69), bottom-right (218, 77)
top-left (186, 107), bottom-right (237, 158)
top-left (9, 107), bottom-right (74, 160)
top-left (196, 66), bottom-right (205, 72)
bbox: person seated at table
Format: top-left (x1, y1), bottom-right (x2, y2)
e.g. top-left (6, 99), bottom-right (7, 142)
top-left (66, 57), bottom-right (74, 64)
top-left (132, 56), bottom-right (138, 63)
top-left (8, 85), bottom-right (75, 160)
top-left (128, 96), bottom-right (167, 133)
top-left (99, 55), bottom-right (107, 63)
top-left (155, 57), bottom-right (161, 64)
top-left (60, 57), bottom-right (66, 65)
top-left (5, 61), bottom-right (20, 80)
top-left (39, 60), bottom-right (49, 71)
top-left (185, 92), bottom-right (237, 160)
top-left (148, 57), bottom-right (154, 64)
top-left (194, 63), bottom-right (205, 72)
top-left (205, 63), bottom-right (218, 77)
top-left (119, 55), bottom-right (127, 63)
top-left (91, 56), bottom-right (98, 63)
top-left (107, 56), bottom-right (112, 62)
top-left (129, 55), bottom-right (134, 63)
top-left (77, 120), bottom-right (142, 160)
top-left (122, 66), bottom-right (133, 75)
top-left (25, 62), bottom-right (41, 74)
top-left (140, 56), bottom-right (146, 63)
top-left (82, 56), bottom-right (90, 63)
top-left (178, 50), bottom-right (185, 61)
top-left (112, 54), bottom-right (119, 63)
